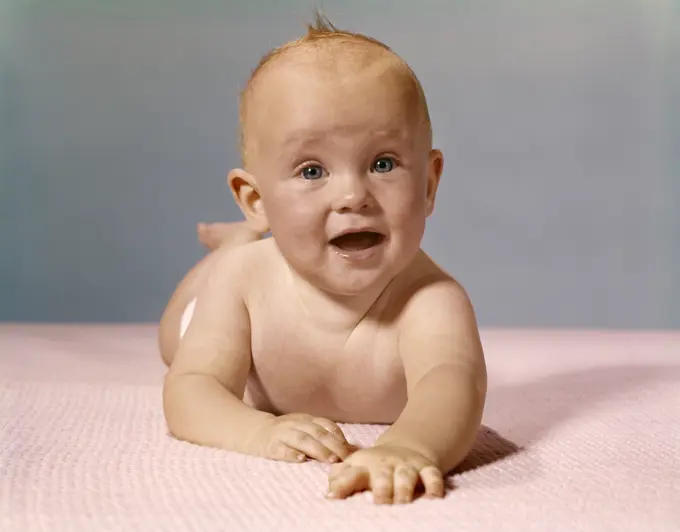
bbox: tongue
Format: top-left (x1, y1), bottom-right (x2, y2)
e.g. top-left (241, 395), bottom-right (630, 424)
top-left (331, 232), bottom-right (381, 251)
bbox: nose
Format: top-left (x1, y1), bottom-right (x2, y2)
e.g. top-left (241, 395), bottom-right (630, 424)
top-left (330, 172), bottom-right (374, 213)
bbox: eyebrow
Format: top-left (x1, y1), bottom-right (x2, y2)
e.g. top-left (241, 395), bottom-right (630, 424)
top-left (282, 130), bottom-right (325, 150)
top-left (281, 125), bottom-right (412, 151)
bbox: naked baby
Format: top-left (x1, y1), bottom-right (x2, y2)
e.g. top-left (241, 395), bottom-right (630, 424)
top-left (159, 15), bottom-right (487, 505)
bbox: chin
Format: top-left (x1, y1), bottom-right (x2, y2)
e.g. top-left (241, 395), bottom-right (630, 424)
top-left (320, 253), bottom-right (404, 298)
top-left (281, 237), bottom-right (416, 298)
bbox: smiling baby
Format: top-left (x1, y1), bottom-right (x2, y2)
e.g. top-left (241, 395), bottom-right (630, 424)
top-left (158, 13), bottom-right (487, 505)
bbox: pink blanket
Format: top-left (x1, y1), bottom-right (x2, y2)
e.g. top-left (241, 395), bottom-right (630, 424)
top-left (1, 325), bottom-right (679, 531)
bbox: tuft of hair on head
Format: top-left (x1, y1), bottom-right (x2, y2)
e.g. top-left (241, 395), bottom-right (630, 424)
top-left (302, 9), bottom-right (390, 50)
top-left (307, 9), bottom-right (339, 34)
top-left (237, 10), bottom-right (430, 166)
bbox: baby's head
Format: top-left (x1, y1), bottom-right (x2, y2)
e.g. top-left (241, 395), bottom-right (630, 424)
top-left (228, 13), bottom-right (443, 297)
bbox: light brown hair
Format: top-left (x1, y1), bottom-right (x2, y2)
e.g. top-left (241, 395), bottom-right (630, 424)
top-left (238, 11), bottom-right (431, 166)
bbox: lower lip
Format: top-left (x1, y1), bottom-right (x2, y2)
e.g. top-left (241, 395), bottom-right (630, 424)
top-left (330, 237), bottom-right (387, 262)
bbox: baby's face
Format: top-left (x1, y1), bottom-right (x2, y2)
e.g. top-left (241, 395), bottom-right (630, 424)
top-left (246, 49), bottom-right (441, 296)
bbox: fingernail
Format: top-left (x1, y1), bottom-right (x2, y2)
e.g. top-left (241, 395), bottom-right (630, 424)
top-left (296, 454), bottom-right (305, 461)
top-left (328, 455), bottom-right (338, 463)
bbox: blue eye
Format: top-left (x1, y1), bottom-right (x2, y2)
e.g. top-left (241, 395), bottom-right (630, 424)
top-left (372, 157), bottom-right (395, 173)
top-left (300, 165), bottom-right (325, 180)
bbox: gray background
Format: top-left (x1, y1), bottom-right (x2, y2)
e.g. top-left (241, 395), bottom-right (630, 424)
top-left (1, 0), bottom-right (678, 328)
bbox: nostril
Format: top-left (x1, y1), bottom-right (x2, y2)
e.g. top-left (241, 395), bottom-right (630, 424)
top-left (335, 195), bottom-right (372, 213)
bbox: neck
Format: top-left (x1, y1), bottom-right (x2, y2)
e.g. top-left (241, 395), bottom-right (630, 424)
top-left (287, 267), bottom-right (395, 333)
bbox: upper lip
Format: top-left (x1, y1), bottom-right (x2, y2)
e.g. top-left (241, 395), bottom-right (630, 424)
top-left (329, 227), bottom-right (385, 241)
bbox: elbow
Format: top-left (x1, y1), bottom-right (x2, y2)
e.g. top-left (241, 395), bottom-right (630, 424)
top-left (162, 373), bottom-right (190, 442)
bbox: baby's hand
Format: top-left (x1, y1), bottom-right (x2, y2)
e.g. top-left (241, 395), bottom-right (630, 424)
top-left (251, 413), bottom-right (352, 464)
top-left (326, 444), bottom-right (445, 504)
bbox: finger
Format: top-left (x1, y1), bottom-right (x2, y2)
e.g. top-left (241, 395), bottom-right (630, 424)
top-left (302, 422), bottom-right (351, 461)
top-left (280, 429), bottom-right (335, 463)
top-left (329, 461), bottom-right (351, 480)
top-left (370, 466), bottom-right (395, 505)
top-left (393, 465), bottom-right (419, 504)
top-left (420, 466), bottom-right (445, 498)
top-left (312, 418), bottom-right (349, 444)
top-left (270, 442), bottom-right (307, 463)
top-left (327, 466), bottom-right (369, 499)
top-left (295, 424), bottom-right (343, 463)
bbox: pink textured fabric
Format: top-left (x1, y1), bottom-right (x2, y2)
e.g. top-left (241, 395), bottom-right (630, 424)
top-left (1, 325), bottom-right (679, 531)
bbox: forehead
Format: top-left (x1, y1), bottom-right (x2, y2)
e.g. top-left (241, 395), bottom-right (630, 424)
top-left (245, 44), bottom-right (422, 152)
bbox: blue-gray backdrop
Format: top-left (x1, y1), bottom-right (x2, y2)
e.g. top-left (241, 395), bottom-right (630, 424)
top-left (1, 0), bottom-right (678, 328)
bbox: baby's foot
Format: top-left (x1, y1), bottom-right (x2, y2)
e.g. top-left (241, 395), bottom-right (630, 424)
top-left (197, 222), bottom-right (260, 251)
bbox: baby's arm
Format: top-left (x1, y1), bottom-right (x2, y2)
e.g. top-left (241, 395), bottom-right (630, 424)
top-left (327, 277), bottom-right (486, 503)
top-left (163, 254), bottom-right (351, 462)
top-left (377, 278), bottom-right (487, 473)
top-left (162, 255), bottom-right (274, 454)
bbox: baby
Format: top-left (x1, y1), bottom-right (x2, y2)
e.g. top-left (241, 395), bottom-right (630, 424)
top-left (159, 14), bottom-right (487, 505)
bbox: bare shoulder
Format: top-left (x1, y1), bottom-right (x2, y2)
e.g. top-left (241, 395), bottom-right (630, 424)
top-left (392, 251), bottom-right (484, 373)
top-left (168, 238), bottom-right (279, 388)
top-left (203, 237), bottom-right (278, 296)
top-left (393, 251), bottom-right (476, 325)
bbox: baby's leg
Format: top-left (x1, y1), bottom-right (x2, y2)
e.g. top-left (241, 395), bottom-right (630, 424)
top-left (158, 222), bottom-right (261, 366)
top-left (197, 222), bottom-right (256, 251)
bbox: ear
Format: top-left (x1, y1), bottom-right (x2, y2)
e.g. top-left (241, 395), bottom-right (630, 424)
top-left (227, 168), bottom-right (270, 233)
top-left (425, 149), bottom-right (444, 216)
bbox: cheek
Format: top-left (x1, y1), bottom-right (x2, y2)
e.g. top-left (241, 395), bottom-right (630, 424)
top-left (263, 187), bottom-right (324, 242)
top-left (382, 177), bottom-right (428, 223)
top-left (378, 178), bottom-right (429, 250)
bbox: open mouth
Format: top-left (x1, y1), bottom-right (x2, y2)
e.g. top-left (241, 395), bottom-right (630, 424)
top-left (329, 231), bottom-right (386, 252)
